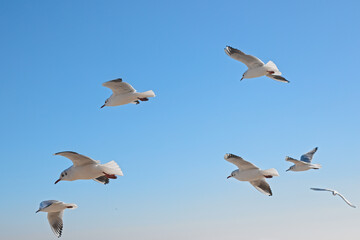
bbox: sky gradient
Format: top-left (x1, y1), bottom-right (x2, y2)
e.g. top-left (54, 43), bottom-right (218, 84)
top-left (1, 0), bottom-right (360, 239)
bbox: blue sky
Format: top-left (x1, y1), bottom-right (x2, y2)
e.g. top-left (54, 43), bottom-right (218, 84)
top-left (1, 0), bottom-right (360, 239)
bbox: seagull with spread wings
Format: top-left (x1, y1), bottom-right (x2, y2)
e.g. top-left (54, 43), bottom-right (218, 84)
top-left (36, 200), bottom-right (77, 238)
top-left (54, 151), bottom-right (123, 184)
top-left (286, 147), bottom-right (321, 172)
top-left (224, 153), bottom-right (279, 196)
top-left (224, 46), bottom-right (289, 83)
top-left (101, 78), bottom-right (155, 108)
top-left (310, 188), bottom-right (356, 208)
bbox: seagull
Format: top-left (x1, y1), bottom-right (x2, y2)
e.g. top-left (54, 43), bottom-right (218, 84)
top-left (286, 147), bottom-right (321, 172)
top-left (310, 188), bottom-right (356, 208)
top-left (54, 151), bottom-right (123, 184)
top-left (224, 153), bottom-right (279, 196)
top-left (101, 78), bottom-right (155, 108)
top-left (36, 200), bottom-right (77, 238)
top-left (224, 46), bottom-right (289, 83)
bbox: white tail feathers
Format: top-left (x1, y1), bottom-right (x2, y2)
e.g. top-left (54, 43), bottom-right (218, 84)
top-left (261, 168), bottom-right (279, 177)
top-left (266, 61), bottom-right (281, 75)
top-left (101, 161), bottom-right (124, 176)
top-left (140, 90), bottom-right (156, 98)
top-left (65, 203), bottom-right (78, 209)
top-left (312, 164), bottom-right (322, 169)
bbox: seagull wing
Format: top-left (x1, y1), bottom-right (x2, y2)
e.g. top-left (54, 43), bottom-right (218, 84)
top-left (47, 211), bottom-right (64, 238)
top-left (39, 200), bottom-right (60, 210)
top-left (250, 179), bottom-right (272, 196)
top-left (285, 156), bottom-right (307, 165)
top-left (102, 78), bottom-right (136, 94)
top-left (301, 147), bottom-right (318, 163)
top-left (224, 46), bottom-right (264, 69)
top-left (224, 153), bottom-right (259, 170)
top-left (266, 74), bottom-right (289, 83)
top-left (336, 193), bottom-right (356, 208)
top-left (54, 151), bottom-right (99, 166)
top-left (310, 187), bottom-right (334, 192)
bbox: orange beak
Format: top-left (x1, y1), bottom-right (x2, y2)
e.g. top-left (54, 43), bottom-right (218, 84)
top-left (54, 179), bottom-right (61, 184)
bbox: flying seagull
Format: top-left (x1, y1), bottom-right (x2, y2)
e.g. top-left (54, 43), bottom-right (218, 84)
top-left (101, 78), bottom-right (155, 108)
top-left (310, 188), bottom-right (356, 208)
top-left (36, 200), bottom-right (77, 238)
top-left (54, 151), bottom-right (123, 184)
top-left (224, 46), bottom-right (289, 83)
top-left (286, 147), bottom-right (321, 172)
top-left (224, 153), bottom-right (279, 196)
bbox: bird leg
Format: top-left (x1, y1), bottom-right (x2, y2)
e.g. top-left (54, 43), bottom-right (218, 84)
top-left (134, 100), bottom-right (140, 104)
top-left (267, 71), bottom-right (275, 74)
top-left (138, 97), bottom-right (149, 101)
top-left (103, 172), bottom-right (117, 179)
top-left (264, 175), bottom-right (273, 178)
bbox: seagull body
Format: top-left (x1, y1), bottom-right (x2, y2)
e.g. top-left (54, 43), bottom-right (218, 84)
top-left (224, 153), bottom-right (279, 196)
top-left (224, 46), bottom-right (289, 83)
top-left (54, 151), bottom-right (123, 184)
top-left (310, 188), bottom-right (356, 208)
top-left (101, 78), bottom-right (155, 107)
top-left (286, 147), bottom-right (321, 172)
top-left (36, 200), bottom-right (77, 238)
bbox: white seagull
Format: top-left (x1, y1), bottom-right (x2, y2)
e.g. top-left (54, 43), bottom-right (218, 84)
top-left (54, 151), bottom-right (123, 184)
top-left (310, 188), bottom-right (356, 208)
top-left (224, 153), bottom-right (279, 196)
top-left (36, 200), bottom-right (77, 238)
top-left (101, 78), bottom-right (155, 108)
top-left (224, 46), bottom-right (289, 83)
top-left (286, 147), bottom-right (321, 172)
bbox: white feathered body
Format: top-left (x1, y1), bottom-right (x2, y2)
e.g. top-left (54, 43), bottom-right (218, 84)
top-left (64, 161), bottom-right (123, 181)
top-left (289, 163), bottom-right (322, 172)
top-left (38, 201), bottom-right (77, 213)
top-left (244, 61), bottom-right (281, 79)
top-left (107, 90), bottom-right (155, 106)
top-left (232, 168), bottom-right (279, 181)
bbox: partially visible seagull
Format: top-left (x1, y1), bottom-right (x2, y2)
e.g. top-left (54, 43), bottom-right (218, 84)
top-left (224, 46), bottom-right (289, 83)
top-left (286, 147), bottom-right (321, 172)
top-left (224, 153), bottom-right (279, 196)
top-left (36, 200), bottom-right (77, 238)
top-left (310, 188), bottom-right (356, 208)
top-left (54, 151), bottom-right (123, 184)
top-left (101, 78), bottom-right (155, 108)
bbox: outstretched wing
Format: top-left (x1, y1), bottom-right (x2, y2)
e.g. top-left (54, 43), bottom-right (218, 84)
top-left (337, 193), bottom-right (356, 208)
top-left (47, 211), bottom-right (64, 238)
top-left (39, 200), bottom-right (60, 210)
top-left (224, 153), bottom-right (258, 170)
top-left (301, 147), bottom-right (318, 163)
top-left (54, 151), bottom-right (99, 166)
top-left (224, 46), bottom-right (264, 69)
top-left (266, 74), bottom-right (289, 83)
top-left (310, 187), bottom-right (333, 192)
top-left (285, 156), bottom-right (307, 165)
top-left (102, 78), bottom-right (136, 94)
top-left (250, 179), bottom-right (272, 196)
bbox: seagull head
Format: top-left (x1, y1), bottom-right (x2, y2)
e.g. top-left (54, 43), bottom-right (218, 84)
top-left (227, 171), bottom-right (235, 179)
top-left (55, 170), bottom-right (69, 184)
top-left (101, 99), bottom-right (109, 109)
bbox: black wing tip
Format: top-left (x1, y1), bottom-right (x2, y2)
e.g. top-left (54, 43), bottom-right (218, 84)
top-left (109, 78), bottom-right (123, 82)
top-left (54, 151), bottom-right (78, 155)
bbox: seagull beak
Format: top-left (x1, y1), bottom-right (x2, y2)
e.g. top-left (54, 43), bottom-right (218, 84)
top-left (286, 169), bottom-right (290, 172)
top-left (36, 209), bottom-right (40, 213)
top-left (227, 175), bottom-right (232, 179)
top-left (54, 179), bottom-right (61, 184)
top-left (100, 104), bottom-right (105, 109)
top-left (240, 77), bottom-right (244, 81)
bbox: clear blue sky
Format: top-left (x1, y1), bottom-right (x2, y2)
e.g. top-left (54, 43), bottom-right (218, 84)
top-left (1, 0), bottom-right (360, 239)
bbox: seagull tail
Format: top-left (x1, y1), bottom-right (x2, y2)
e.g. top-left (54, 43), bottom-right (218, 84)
top-left (261, 168), bottom-right (279, 177)
top-left (312, 164), bottom-right (322, 169)
top-left (65, 203), bottom-right (78, 209)
top-left (265, 61), bottom-right (281, 75)
top-left (101, 161), bottom-right (124, 176)
top-left (139, 90), bottom-right (156, 98)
